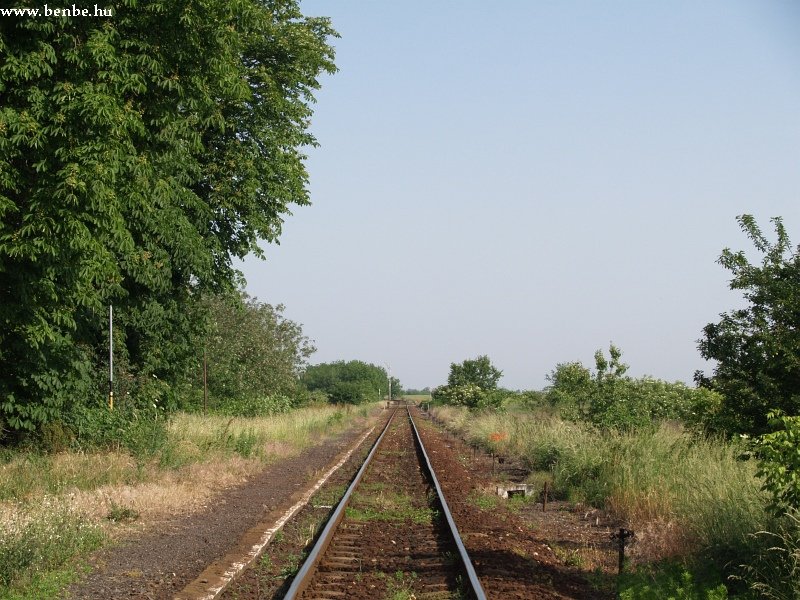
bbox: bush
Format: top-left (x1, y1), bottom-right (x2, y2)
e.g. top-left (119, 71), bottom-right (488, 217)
top-left (213, 394), bottom-right (294, 417)
top-left (546, 346), bottom-right (723, 431)
top-left (64, 404), bottom-right (170, 460)
top-left (434, 383), bottom-right (487, 409)
top-left (754, 411), bottom-right (800, 517)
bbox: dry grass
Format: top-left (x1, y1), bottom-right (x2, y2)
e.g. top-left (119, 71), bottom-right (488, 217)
top-left (1, 403), bottom-right (380, 538)
top-left (67, 455), bottom-right (262, 526)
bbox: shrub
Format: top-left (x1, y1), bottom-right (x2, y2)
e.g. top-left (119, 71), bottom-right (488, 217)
top-left (213, 394), bottom-right (294, 418)
top-left (64, 404), bottom-right (170, 460)
top-left (754, 411), bottom-right (800, 517)
top-left (545, 346), bottom-right (723, 431)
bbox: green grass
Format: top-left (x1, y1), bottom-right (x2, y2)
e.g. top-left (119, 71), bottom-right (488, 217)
top-left (383, 570), bottom-right (419, 600)
top-left (467, 490), bottom-right (499, 511)
top-left (0, 502), bottom-right (103, 597)
top-left (618, 562), bottom-right (728, 600)
top-left (0, 404), bottom-right (373, 503)
top-left (431, 406), bottom-right (769, 586)
top-left (310, 484), bottom-right (348, 508)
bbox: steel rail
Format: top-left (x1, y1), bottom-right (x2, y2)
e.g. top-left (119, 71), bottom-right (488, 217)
top-left (282, 407), bottom-right (399, 599)
top-left (283, 405), bottom-right (487, 600)
top-left (407, 407), bottom-right (488, 600)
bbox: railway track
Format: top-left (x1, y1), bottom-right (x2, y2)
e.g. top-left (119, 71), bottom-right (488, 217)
top-left (283, 405), bottom-right (486, 600)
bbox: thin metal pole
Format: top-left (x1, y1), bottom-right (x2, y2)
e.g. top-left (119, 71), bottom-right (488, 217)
top-left (108, 304), bottom-right (114, 411)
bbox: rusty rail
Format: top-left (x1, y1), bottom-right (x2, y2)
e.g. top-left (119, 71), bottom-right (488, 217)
top-left (283, 406), bottom-right (487, 600)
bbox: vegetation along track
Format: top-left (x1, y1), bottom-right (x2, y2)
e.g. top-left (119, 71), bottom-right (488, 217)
top-left (283, 405), bottom-right (486, 600)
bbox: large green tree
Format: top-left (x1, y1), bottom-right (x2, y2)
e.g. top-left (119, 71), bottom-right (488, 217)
top-left (434, 355), bottom-right (503, 408)
top-left (0, 1), bottom-right (336, 435)
top-left (697, 215), bottom-right (800, 435)
top-left (446, 355), bottom-right (502, 390)
top-left (201, 290), bottom-right (315, 406)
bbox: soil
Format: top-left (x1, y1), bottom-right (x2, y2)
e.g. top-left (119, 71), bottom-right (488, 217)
top-left (68, 407), bottom-right (622, 599)
top-left (414, 410), bottom-right (619, 599)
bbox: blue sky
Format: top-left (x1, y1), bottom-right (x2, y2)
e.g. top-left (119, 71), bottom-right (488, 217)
top-left (241, 1), bottom-right (800, 390)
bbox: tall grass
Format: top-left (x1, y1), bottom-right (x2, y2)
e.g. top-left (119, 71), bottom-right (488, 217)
top-left (0, 404), bottom-right (367, 503)
top-left (431, 406), bottom-right (768, 572)
top-left (168, 403), bottom-right (356, 461)
top-left (739, 510), bottom-right (800, 600)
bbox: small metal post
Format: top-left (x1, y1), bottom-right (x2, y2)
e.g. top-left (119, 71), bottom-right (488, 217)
top-left (612, 528), bottom-right (634, 574)
top-left (542, 481), bottom-right (548, 512)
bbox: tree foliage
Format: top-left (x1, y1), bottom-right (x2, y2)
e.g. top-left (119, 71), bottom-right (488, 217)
top-left (0, 1), bottom-right (337, 436)
top-left (446, 355), bottom-right (502, 390)
top-left (302, 360), bottom-right (397, 405)
top-left (697, 215), bottom-right (800, 435)
top-left (200, 289), bottom-right (315, 408)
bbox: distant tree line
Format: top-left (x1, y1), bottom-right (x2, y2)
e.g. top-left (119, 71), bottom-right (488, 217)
top-left (302, 361), bottom-right (402, 405)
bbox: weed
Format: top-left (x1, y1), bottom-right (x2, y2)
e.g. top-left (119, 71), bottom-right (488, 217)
top-left (738, 510), bottom-right (800, 599)
top-left (0, 502), bottom-right (103, 591)
top-left (553, 546), bottom-right (585, 568)
top-left (618, 562), bottom-right (728, 599)
top-left (385, 570), bottom-right (418, 600)
top-left (467, 490), bottom-right (498, 511)
top-left (311, 484), bottom-right (347, 508)
top-left (106, 502), bottom-right (139, 523)
top-left (346, 490), bottom-right (435, 524)
top-left (279, 552), bottom-right (304, 578)
top-left (433, 406), bottom-right (767, 575)
top-left (507, 492), bottom-right (535, 513)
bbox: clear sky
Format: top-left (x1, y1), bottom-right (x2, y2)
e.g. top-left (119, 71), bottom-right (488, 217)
top-left (241, 1), bottom-right (800, 391)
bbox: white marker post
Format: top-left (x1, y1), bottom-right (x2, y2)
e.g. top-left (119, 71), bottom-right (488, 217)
top-left (109, 304), bottom-right (114, 411)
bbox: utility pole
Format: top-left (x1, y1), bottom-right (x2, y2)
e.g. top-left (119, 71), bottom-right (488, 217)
top-left (203, 349), bottom-right (208, 416)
